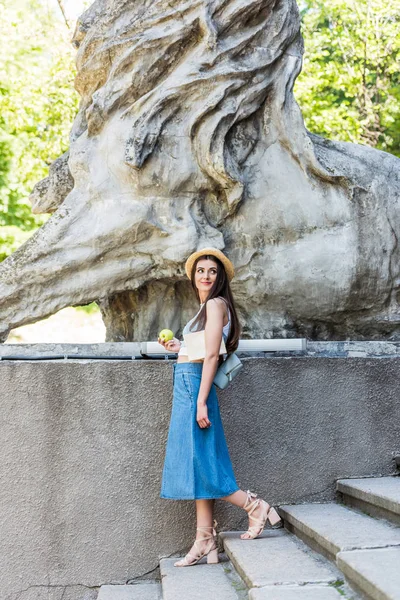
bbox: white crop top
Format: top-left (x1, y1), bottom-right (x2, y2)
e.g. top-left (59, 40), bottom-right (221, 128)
top-left (178, 298), bottom-right (231, 359)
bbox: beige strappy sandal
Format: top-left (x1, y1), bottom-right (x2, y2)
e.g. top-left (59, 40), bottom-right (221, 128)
top-left (240, 490), bottom-right (282, 539)
top-left (174, 519), bottom-right (219, 567)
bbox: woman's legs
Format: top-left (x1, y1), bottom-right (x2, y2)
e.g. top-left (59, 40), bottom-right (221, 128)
top-left (221, 489), bottom-right (248, 508)
top-left (192, 499), bottom-right (215, 549)
top-left (221, 489), bottom-right (269, 539)
top-left (174, 499), bottom-right (216, 566)
top-left (195, 498), bottom-right (215, 528)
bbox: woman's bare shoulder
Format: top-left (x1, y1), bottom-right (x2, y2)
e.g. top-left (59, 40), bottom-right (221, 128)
top-left (205, 297), bottom-right (226, 311)
top-left (214, 296), bottom-right (229, 310)
top-left (205, 297), bottom-right (227, 318)
top-left (216, 296), bottom-right (228, 305)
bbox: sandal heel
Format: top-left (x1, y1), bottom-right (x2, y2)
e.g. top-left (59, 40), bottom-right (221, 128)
top-left (267, 507), bottom-right (282, 527)
top-left (174, 520), bottom-right (218, 567)
top-left (207, 547), bottom-right (219, 564)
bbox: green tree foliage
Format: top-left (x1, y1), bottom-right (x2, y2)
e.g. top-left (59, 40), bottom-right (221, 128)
top-left (295, 0), bottom-right (400, 156)
top-left (0, 0), bottom-right (79, 260)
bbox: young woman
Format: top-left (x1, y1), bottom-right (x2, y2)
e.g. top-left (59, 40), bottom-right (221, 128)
top-left (158, 247), bottom-right (281, 567)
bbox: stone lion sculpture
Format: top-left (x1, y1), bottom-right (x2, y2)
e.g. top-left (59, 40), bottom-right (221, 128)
top-left (0, 0), bottom-right (399, 342)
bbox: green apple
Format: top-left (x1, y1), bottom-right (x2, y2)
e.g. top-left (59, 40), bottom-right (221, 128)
top-left (159, 329), bottom-right (174, 342)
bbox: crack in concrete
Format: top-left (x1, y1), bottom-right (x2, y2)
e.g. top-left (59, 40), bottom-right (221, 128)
top-left (256, 581), bottom-right (341, 588)
top-left (9, 583), bottom-right (100, 600)
top-left (126, 562), bottom-right (161, 584)
top-left (340, 542), bottom-right (400, 552)
top-left (384, 202), bottom-right (399, 311)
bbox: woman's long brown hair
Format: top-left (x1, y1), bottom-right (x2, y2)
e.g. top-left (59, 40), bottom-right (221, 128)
top-left (188, 253), bottom-right (241, 361)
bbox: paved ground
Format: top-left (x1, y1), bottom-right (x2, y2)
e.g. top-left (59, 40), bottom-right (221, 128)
top-left (7, 306), bottom-right (105, 343)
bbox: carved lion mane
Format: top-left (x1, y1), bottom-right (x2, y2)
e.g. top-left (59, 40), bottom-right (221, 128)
top-left (72, 0), bottom-right (334, 212)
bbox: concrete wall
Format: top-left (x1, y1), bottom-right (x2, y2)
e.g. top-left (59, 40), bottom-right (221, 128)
top-left (1, 355), bottom-right (399, 598)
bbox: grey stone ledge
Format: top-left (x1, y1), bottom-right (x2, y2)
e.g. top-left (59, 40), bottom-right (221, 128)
top-left (97, 583), bottom-right (162, 600)
top-left (2, 341), bottom-right (400, 360)
top-left (220, 529), bottom-right (339, 589)
top-left (249, 586), bottom-right (349, 600)
top-left (0, 342), bottom-right (141, 358)
top-left (337, 477), bottom-right (400, 518)
top-left (280, 503), bottom-right (400, 560)
top-left (160, 557), bottom-right (240, 600)
top-left (307, 340), bottom-right (400, 358)
top-left (337, 547), bottom-right (400, 600)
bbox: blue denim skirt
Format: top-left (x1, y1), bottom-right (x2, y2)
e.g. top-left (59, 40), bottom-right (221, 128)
top-left (160, 362), bottom-right (240, 500)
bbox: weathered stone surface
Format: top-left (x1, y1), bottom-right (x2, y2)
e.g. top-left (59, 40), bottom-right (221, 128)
top-left (97, 583), bottom-right (162, 600)
top-left (249, 586), bottom-right (346, 600)
top-left (160, 558), bottom-right (239, 600)
top-left (280, 503), bottom-right (400, 559)
top-left (29, 151), bottom-right (74, 214)
top-left (0, 342), bottom-right (141, 357)
top-left (11, 586), bottom-right (98, 600)
top-left (220, 529), bottom-right (339, 588)
top-left (337, 477), bottom-right (400, 525)
top-left (4, 340), bottom-right (400, 359)
top-left (0, 0), bottom-right (399, 343)
top-left (337, 548), bottom-right (400, 600)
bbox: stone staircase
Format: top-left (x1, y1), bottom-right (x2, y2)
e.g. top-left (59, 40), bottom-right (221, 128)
top-left (279, 476), bottom-right (400, 599)
top-left (97, 476), bottom-right (400, 600)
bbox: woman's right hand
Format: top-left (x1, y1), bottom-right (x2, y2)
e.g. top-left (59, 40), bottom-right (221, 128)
top-left (157, 336), bottom-right (181, 353)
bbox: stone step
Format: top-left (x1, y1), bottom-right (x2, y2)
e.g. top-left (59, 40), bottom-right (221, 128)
top-left (220, 528), bottom-right (350, 598)
top-left (337, 476), bottom-right (400, 525)
top-left (338, 547), bottom-right (400, 600)
top-left (160, 556), bottom-right (245, 600)
top-left (97, 583), bottom-right (162, 600)
top-left (249, 586), bottom-right (352, 600)
top-left (280, 503), bottom-right (400, 600)
top-left (279, 503), bottom-right (400, 560)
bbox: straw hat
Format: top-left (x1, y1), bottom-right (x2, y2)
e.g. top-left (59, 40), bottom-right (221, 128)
top-left (185, 247), bottom-right (235, 282)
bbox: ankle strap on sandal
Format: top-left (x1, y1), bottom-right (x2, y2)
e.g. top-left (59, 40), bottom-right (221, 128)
top-left (196, 519), bottom-right (218, 535)
top-left (243, 490), bottom-right (260, 515)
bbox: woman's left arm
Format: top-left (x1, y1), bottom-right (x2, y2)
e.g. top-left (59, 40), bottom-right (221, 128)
top-left (196, 299), bottom-right (224, 427)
